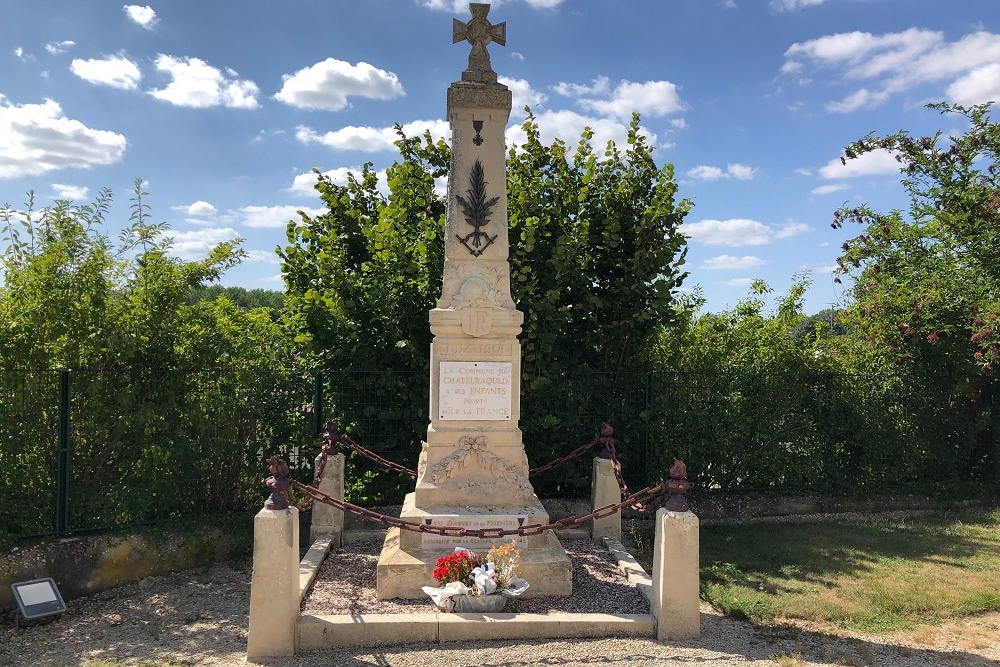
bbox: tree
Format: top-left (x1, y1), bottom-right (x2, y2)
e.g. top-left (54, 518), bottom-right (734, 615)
top-left (830, 102), bottom-right (999, 485)
top-left (279, 114), bottom-right (692, 499)
top-left (789, 307), bottom-right (846, 347)
top-left (187, 285), bottom-right (284, 318)
top-left (507, 113), bottom-right (690, 491)
top-left (0, 181), bottom-right (300, 542)
top-left (652, 276), bottom-right (842, 491)
top-left (831, 102), bottom-right (999, 372)
top-left (279, 130), bottom-right (448, 502)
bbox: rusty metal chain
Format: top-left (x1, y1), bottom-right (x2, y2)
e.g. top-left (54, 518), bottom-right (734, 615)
top-left (337, 432), bottom-right (419, 477)
top-left (328, 426), bottom-right (609, 480)
top-left (290, 421), bottom-right (339, 512)
top-left (605, 438), bottom-right (632, 499)
top-left (300, 420), bottom-right (649, 512)
top-left (528, 436), bottom-right (601, 475)
top-left (292, 478), bottom-right (665, 538)
top-left (593, 424), bottom-right (648, 511)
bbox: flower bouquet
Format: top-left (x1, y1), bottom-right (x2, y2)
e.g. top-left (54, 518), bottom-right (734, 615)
top-left (421, 541), bottom-right (530, 612)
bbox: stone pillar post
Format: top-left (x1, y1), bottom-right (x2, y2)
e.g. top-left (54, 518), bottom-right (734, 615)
top-left (247, 506), bottom-right (299, 659)
top-left (309, 452), bottom-right (345, 546)
top-left (590, 457), bottom-right (621, 542)
top-left (650, 507), bottom-right (700, 641)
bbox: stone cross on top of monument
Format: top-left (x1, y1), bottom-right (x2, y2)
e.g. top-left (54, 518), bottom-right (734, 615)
top-left (453, 3), bottom-right (506, 84)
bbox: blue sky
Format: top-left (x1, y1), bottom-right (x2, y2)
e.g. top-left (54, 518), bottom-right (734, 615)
top-left (1, 0), bottom-right (997, 315)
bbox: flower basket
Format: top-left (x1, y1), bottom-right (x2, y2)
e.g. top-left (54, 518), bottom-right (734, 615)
top-left (421, 541), bottom-right (529, 613)
top-left (452, 592), bottom-right (507, 613)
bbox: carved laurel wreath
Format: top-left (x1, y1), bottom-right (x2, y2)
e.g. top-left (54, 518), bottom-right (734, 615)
top-left (430, 435), bottom-right (522, 484)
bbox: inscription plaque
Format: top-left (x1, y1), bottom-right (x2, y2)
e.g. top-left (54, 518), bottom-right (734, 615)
top-left (439, 361), bottom-right (511, 420)
top-left (420, 514), bottom-right (526, 548)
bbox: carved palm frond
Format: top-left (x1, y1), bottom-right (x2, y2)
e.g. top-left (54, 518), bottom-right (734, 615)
top-left (456, 159), bottom-right (500, 252)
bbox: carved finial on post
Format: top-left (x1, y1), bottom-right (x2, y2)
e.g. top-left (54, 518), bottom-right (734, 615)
top-left (321, 419), bottom-right (340, 455)
top-left (453, 3), bottom-right (506, 84)
top-left (263, 456), bottom-right (292, 510)
top-left (663, 459), bottom-right (692, 512)
top-left (597, 422), bottom-right (615, 459)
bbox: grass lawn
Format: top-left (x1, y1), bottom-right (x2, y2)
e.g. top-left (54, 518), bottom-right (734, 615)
top-left (632, 508), bottom-right (1000, 633)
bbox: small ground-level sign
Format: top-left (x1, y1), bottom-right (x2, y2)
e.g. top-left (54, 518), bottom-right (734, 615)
top-left (11, 578), bottom-right (66, 624)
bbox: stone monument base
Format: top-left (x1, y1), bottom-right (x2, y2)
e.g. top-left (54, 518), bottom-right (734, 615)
top-left (376, 493), bottom-right (573, 599)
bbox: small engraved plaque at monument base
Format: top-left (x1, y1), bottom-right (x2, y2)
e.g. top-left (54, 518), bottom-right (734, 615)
top-left (420, 514), bottom-right (526, 549)
top-left (438, 361), bottom-right (512, 420)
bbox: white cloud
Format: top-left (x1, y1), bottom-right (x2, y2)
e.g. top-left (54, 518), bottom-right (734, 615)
top-left (946, 64), bottom-right (1000, 106)
top-left (172, 200), bottom-right (217, 217)
top-left (45, 41), bottom-right (76, 56)
top-left (239, 205), bottom-right (326, 229)
top-left (505, 109), bottom-right (656, 151)
top-left (795, 167), bottom-right (813, 176)
top-left (123, 5), bottom-right (158, 29)
top-left (771, 0), bottom-right (826, 10)
top-left (887, 31), bottom-right (1000, 91)
top-left (723, 278), bottom-right (754, 287)
top-left (296, 119), bottom-right (450, 153)
top-left (274, 58), bottom-right (404, 111)
top-left (825, 88), bottom-right (888, 113)
top-left (167, 227), bottom-right (239, 261)
top-left (682, 219), bottom-right (771, 246)
top-left (670, 118), bottom-right (688, 129)
top-left (499, 76), bottom-right (547, 117)
top-left (775, 221), bottom-right (810, 238)
top-left (811, 183), bottom-right (849, 195)
top-left (288, 167), bottom-right (389, 196)
top-left (245, 249), bottom-right (280, 264)
top-left (70, 55), bottom-right (142, 90)
top-left (687, 165), bottom-right (724, 181)
top-left (687, 163), bottom-right (756, 181)
top-left (703, 254), bottom-right (766, 270)
top-left (579, 80), bottom-right (684, 120)
top-left (251, 128), bottom-right (286, 144)
top-left (553, 76), bottom-right (610, 98)
top-left (726, 163), bottom-right (756, 180)
top-left (51, 183), bottom-right (88, 199)
top-left (511, 52), bottom-right (525, 61)
top-left (0, 96), bottom-right (126, 179)
top-left (783, 29), bottom-right (1000, 111)
top-left (433, 176), bottom-right (448, 197)
top-left (149, 55), bottom-right (259, 109)
top-left (13, 47), bottom-right (33, 62)
top-left (818, 149), bottom-right (901, 179)
top-left (785, 30), bottom-right (937, 67)
top-left (780, 61), bottom-right (803, 75)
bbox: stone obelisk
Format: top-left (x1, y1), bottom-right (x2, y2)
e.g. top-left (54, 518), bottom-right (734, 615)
top-left (376, 2), bottom-right (572, 599)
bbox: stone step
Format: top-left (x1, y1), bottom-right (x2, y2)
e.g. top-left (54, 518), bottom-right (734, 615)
top-left (297, 611), bottom-right (656, 650)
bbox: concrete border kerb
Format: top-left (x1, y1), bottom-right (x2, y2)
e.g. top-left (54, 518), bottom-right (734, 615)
top-left (248, 506), bottom-right (701, 658)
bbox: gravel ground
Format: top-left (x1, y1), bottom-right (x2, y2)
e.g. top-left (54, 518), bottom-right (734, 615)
top-left (2, 531), bottom-right (998, 667)
top-left (303, 539), bottom-right (648, 615)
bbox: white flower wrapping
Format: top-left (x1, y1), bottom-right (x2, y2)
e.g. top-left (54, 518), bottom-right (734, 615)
top-left (422, 547), bottom-right (530, 611)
